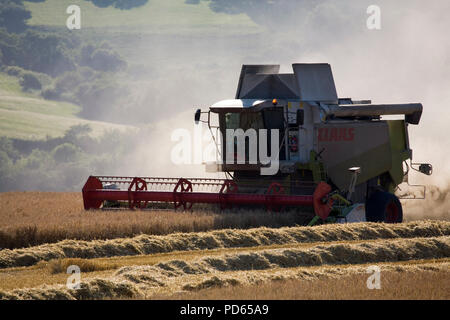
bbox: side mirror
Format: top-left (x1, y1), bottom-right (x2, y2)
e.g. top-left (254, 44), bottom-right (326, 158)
top-left (419, 163), bottom-right (433, 175)
top-left (296, 109), bottom-right (304, 126)
top-left (194, 109), bottom-right (201, 124)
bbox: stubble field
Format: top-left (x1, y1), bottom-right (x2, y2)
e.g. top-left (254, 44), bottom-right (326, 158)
top-left (0, 192), bottom-right (448, 300)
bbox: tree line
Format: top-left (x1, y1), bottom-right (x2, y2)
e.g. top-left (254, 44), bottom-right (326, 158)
top-left (0, 125), bottom-right (138, 191)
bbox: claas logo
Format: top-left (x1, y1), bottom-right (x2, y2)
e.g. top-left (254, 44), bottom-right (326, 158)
top-left (318, 128), bottom-right (355, 142)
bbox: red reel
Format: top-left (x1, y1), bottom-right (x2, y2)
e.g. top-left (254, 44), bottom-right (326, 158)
top-left (219, 180), bottom-right (238, 209)
top-left (128, 177), bottom-right (148, 209)
top-left (173, 178), bottom-right (193, 210)
top-left (266, 182), bottom-right (285, 212)
top-left (313, 182), bottom-right (334, 220)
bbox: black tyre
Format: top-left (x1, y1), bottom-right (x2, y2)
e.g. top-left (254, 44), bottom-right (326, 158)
top-left (365, 191), bottom-right (403, 223)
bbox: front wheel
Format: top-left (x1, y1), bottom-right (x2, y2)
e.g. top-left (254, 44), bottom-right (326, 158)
top-left (365, 191), bottom-right (403, 223)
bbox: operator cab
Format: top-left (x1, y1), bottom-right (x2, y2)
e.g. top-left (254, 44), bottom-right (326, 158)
top-left (202, 98), bottom-right (303, 172)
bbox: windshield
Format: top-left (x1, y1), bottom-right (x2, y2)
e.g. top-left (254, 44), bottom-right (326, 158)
top-left (222, 110), bottom-right (286, 162)
top-left (225, 112), bottom-right (264, 131)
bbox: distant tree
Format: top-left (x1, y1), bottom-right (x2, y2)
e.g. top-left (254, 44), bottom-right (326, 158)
top-left (0, 30), bottom-right (76, 76)
top-left (80, 44), bottom-right (96, 66)
top-left (91, 0), bottom-right (115, 8)
top-left (0, 151), bottom-right (13, 182)
top-left (20, 72), bottom-right (42, 90)
top-left (87, 0), bottom-right (148, 10)
top-left (51, 143), bottom-right (81, 163)
top-left (19, 30), bottom-right (76, 76)
top-left (41, 87), bottom-right (60, 100)
top-left (190, 0), bottom-right (321, 29)
top-left (24, 149), bottom-right (48, 170)
top-left (64, 124), bottom-right (92, 142)
top-left (79, 43), bottom-right (126, 72)
top-left (3, 65), bottom-right (25, 77)
top-left (55, 72), bottom-right (82, 94)
top-left (0, 29), bottom-right (20, 65)
top-left (76, 78), bottom-right (130, 121)
top-left (0, 137), bottom-right (20, 162)
top-left (89, 49), bottom-right (126, 72)
top-left (0, 1), bottom-right (31, 33)
top-left (77, 66), bottom-right (96, 81)
top-left (113, 0), bottom-right (148, 10)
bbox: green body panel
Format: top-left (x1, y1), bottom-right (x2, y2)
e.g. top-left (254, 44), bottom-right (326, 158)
top-left (325, 143), bottom-right (391, 189)
top-left (316, 121), bottom-right (392, 191)
top-left (387, 120), bottom-right (411, 191)
top-left (315, 120), bottom-right (411, 193)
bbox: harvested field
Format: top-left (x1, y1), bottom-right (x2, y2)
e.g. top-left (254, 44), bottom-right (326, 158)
top-left (0, 192), bottom-right (313, 249)
top-left (164, 268), bottom-right (450, 300)
top-left (2, 191), bottom-right (447, 250)
top-left (1, 220), bottom-right (448, 268)
top-left (0, 192), bottom-right (448, 300)
top-left (0, 226), bottom-right (448, 299)
top-left (111, 236), bottom-right (449, 279)
top-left (1, 257), bottom-right (448, 300)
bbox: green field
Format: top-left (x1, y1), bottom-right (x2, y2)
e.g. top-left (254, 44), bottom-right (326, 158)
top-left (25, 0), bottom-right (260, 34)
top-left (0, 73), bottom-right (133, 140)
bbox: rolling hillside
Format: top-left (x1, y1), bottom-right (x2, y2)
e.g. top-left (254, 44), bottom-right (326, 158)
top-left (24, 0), bottom-right (260, 35)
top-left (1, 0), bottom-right (259, 140)
top-left (0, 72), bottom-right (133, 140)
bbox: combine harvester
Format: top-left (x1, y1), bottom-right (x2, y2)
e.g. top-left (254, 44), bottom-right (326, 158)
top-left (82, 63), bottom-right (432, 225)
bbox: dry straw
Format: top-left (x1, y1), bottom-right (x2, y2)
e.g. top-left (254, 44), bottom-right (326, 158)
top-left (1, 236), bottom-right (448, 300)
top-left (1, 220), bottom-right (449, 269)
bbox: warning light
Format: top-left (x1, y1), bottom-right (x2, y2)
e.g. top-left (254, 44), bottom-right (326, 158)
top-left (272, 99), bottom-right (278, 105)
